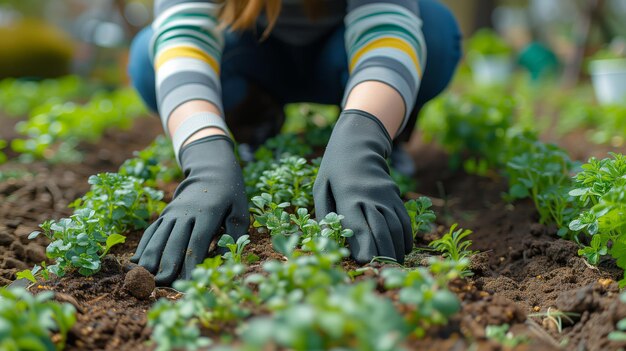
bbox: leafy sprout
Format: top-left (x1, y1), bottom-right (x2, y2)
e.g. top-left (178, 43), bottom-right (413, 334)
top-left (428, 224), bottom-right (476, 277)
top-left (0, 287), bottom-right (76, 351)
top-left (218, 234), bottom-right (251, 264)
top-left (485, 324), bottom-right (528, 348)
top-left (404, 197), bottom-right (436, 238)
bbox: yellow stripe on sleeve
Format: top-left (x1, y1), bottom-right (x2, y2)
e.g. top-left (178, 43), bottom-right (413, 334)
top-left (349, 37), bottom-right (422, 78)
top-left (155, 45), bottom-right (220, 74)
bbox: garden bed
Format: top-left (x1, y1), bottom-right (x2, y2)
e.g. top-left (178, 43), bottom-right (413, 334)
top-left (3, 102), bottom-right (626, 350)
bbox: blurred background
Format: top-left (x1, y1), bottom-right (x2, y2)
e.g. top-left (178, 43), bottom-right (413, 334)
top-left (0, 0), bottom-right (625, 85)
top-left (1, 0), bottom-right (626, 165)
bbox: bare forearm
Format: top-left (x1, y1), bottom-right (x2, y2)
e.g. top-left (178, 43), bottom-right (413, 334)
top-left (344, 81), bottom-right (406, 138)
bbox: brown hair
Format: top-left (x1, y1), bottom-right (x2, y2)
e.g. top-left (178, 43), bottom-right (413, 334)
top-left (219, 0), bottom-right (321, 36)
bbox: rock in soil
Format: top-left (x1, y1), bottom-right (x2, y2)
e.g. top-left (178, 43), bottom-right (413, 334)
top-left (123, 267), bottom-right (155, 300)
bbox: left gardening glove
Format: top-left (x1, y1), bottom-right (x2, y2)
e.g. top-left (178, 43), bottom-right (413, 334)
top-left (313, 109), bottom-right (413, 264)
top-left (131, 135), bottom-right (249, 285)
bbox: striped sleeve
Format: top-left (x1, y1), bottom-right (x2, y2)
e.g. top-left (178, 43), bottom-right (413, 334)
top-left (344, 0), bottom-right (426, 135)
top-left (151, 0), bottom-right (224, 135)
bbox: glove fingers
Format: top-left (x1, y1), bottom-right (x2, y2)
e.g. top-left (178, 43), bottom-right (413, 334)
top-left (313, 181), bottom-right (336, 218)
top-left (155, 218), bottom-right (195, 286)
top-left (340, 203), bottom-right (378, 264)
top-left (379, 206), bottom-right (406, 262)
top-left (131, 217), bottom-right (163, 263)
top-left (180, 213), bottom-right (224, 279)
top-left (395, 205), bottom-right (414, 255)
top-left (364, 206), bottom-right (398, 262)
top-left (138, 219), bottom-right (175, 274)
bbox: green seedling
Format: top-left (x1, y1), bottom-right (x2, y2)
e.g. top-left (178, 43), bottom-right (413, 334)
top-left (319, 212), bottom-right (354, 247)
top-left (240, 282), bottom-right (408, 351)
top-left (254, 156), bottom-right (318, 208)
top-left (0, 287), bottom-right (76, 351)
top-left (568, 153), bottom-right (626, 286)
top-left (404, 197), bottom-right (436, 238)
top-left (428, 224), bottom-right (476, 277)
top-left (16, 263), bottom-right (50, 284)
top-left (381, 259), bottom-right (463, 338)
top-left (485, 324), bottom-right (528, 348)
top-left (218, 234), bottom-right (251, 264)
top-left (504, 132), bottom-right (579, 234)
top-left (119, 135), bottom-right (181, 185)
top-left (29, 173), bottom-right (164, 277)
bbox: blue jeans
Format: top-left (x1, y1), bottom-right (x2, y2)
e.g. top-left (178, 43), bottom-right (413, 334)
top-left (128, 0), bottom-right (461, 142)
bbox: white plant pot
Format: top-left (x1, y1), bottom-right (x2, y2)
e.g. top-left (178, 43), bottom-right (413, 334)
top-left (589, 59), bottom-right (626, 106)
top-left (470, 55), bottom-right (513, 86)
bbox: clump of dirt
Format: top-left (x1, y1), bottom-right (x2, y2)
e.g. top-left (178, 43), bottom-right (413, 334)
top-left (123, 266), bottom-right (155, 300)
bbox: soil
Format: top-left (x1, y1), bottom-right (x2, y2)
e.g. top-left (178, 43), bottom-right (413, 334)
top-left (3, 110), bottom-right (626, 350)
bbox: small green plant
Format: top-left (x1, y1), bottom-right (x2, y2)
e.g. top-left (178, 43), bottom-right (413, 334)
top-left (381, 258), bottom-right (463, 338)
top-left (568, 153), bottom-right (626, 285)
top-left (29, 173), bottom-right (164, 277)
top-left (16, 263), bottom-right (50, 284)
top-left (147, 256), bottom-right (249, 351)
top-left (71, 173), bottom-right (165, 233)
top-left (318, 212), bottom-right (354, 247)
top-left (429, 224), bottom-right (475, 262)
top-left (251, 193), bottom-right (353, 247)
top-left (218, 234), bottom-right (251, 264)
top-left (240, 282), bottom-right (408, 351)
top-left (119, 135), bottom-right (181, 185)
top-left (404, 197), bottom-right (436, 237)
top-left (485, 324), bottom-right (528, 348)
top-left (504, 133), bottom-right (579, 234)
top-left (30, 209), bottom-right (123, 276)
top-left (0, 287), bottom-right (76, 351)
top-left (253, 156), bottom-right (318, 208)
top-left (428, 224), bottom-right (476, 277)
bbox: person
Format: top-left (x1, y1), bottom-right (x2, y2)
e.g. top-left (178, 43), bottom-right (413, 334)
top-left (128, 0), bottom-right (461, 285)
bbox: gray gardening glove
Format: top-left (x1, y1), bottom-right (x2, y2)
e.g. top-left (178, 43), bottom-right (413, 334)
top-left (131, 135), bottom-right (249, 285)
top-left (314, 109), bottom-right (413, 263)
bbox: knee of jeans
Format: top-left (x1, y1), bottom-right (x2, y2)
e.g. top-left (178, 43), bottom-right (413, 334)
top-left (418, 0), bottom-right (462, 101)
top-left (128, 27), bottom-right (158, 111)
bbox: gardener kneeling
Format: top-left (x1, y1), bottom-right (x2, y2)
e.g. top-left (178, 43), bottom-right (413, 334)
top-left (128, 0), bottom-right (461, 285)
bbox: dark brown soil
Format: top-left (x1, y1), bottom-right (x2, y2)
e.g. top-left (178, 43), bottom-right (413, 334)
top-left (404, 134), bottom-right (626, 351)
top-left (3, 112), bottom-right (626, 350)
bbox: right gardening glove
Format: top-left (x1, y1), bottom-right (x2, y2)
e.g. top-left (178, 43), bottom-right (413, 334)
top-left (131, 135), bottom-right (250, 286)
top-left (313, 109), bottom-right (413, 264)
